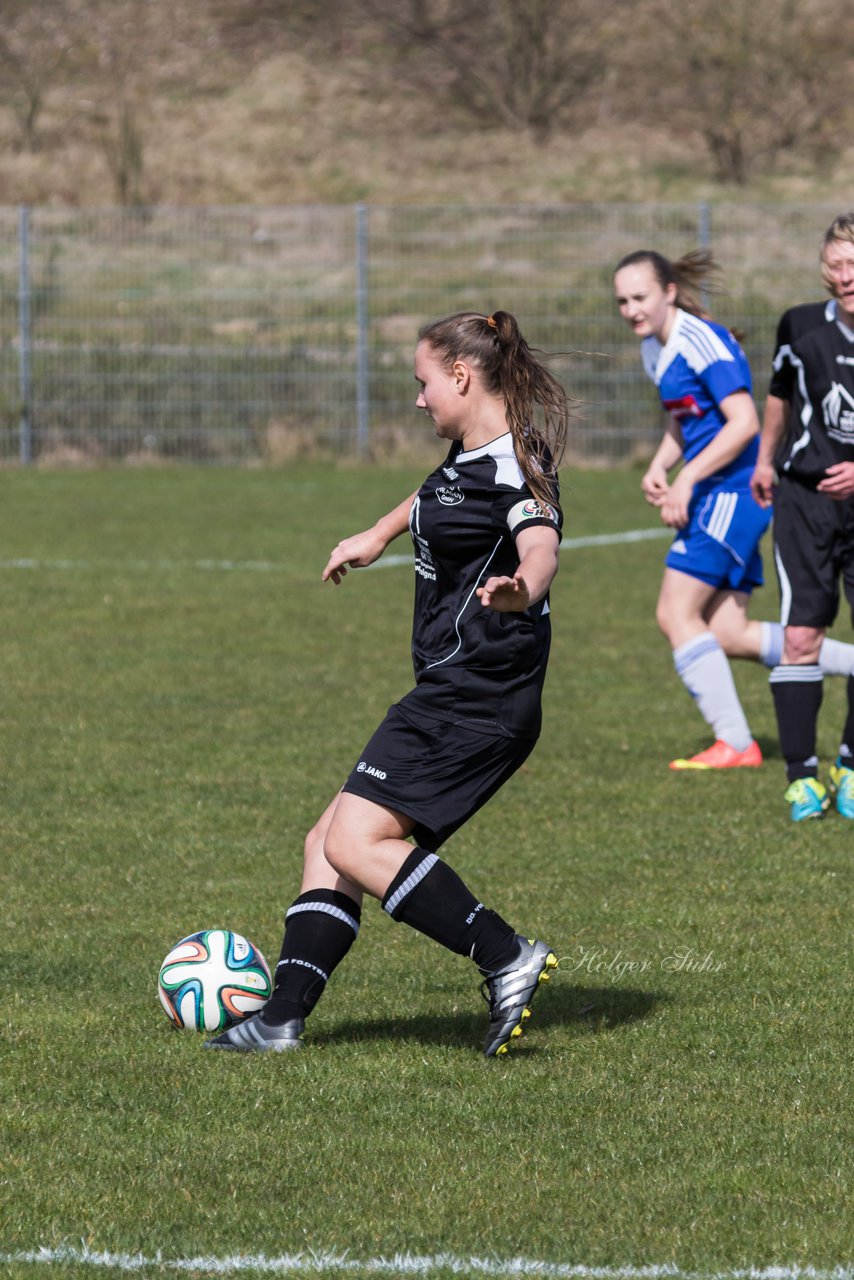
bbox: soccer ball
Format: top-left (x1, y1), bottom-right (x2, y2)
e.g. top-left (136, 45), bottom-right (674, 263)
top-left (157, 929), bottom-right (273, 1033)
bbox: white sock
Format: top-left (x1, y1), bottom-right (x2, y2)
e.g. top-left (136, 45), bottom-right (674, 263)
top-left (818, 635), bottom-right (854, 677)
top-left (673, 631), bottom-right (753, 752)
top-left (759, 621), bottom-right (784, 668)
top-left (760, 620), bottom-right (854, 676)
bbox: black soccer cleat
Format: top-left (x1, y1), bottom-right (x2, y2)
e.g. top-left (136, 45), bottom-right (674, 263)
top-left (204, 1013), bottom-right (305, 1053)
top-left (481, 936), bottom-right (557, 1057)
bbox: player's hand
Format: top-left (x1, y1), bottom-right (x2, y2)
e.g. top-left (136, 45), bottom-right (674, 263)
top-left (817, 462), bottom-right (854, 501)
top-left (660, 470), bottom-right (693, 529)
top-left (750, 461), bottom-right (777, 508)
top-left (641, 466), bottom-right (668, 507)
top-left (322, 529), bottom-right (387, 584)
top-left (477, 573), bottom-right (530, 612)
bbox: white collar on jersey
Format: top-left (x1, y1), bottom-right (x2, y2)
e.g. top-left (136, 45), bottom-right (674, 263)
top-left (455, 430), bottom-right (514, 463)
top-left (455, 432), bottom-right (524, 489)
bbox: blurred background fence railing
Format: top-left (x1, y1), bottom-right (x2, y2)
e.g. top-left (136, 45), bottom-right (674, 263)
top-left (0, 203), bottom-right (841, 466)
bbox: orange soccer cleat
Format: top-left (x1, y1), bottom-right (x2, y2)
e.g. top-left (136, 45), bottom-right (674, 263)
top-left (669, 738), bottom-right (763, 771)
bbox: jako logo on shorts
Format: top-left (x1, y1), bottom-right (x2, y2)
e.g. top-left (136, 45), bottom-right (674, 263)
top-left (357, 761), bottom-right (387, 780)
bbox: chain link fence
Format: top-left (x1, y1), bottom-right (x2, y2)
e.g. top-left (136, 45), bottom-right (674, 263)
top-left (0, 203), bottom-right (843, 466)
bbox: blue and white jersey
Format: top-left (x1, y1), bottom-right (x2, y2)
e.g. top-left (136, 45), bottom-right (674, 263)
top-left (641, 308), bottom-right (757, 490)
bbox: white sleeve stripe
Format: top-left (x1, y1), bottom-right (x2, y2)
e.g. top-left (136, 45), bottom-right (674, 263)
top-left (679, 314), bottom-right (735, 371)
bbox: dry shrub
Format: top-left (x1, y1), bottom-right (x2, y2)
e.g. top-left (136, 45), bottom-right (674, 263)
top-left (261, 419), bottom-right (324, 464)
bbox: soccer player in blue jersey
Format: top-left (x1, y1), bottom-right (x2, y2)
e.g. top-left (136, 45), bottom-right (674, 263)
top-left (207, 310), bottom-right (566, 1057)
top-left (751, 212), bottom-right (854, 821)
top-left (613, 248), bottom-right (826, 771)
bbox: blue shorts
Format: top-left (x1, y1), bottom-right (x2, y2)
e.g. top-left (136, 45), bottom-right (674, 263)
top-left (664, 487), bottom-right (772, 593)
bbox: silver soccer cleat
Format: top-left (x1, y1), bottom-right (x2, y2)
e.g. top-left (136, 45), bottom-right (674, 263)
top-left (204, 1013), bottom-right (305, 1053)
top-left (481, 936), bottom-right (557, 1057)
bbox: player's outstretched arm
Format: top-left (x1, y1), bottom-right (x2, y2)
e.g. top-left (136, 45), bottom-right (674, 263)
top-left (322, 490), bottom-right (418, 584)
top-left (476, 526), bottom-right (560, 612)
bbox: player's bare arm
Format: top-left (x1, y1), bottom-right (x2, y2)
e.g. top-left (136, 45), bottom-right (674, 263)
top-left (662, 391), bottom-right (758, 529)
top-left (641, 418), bottom-right (683, 507)
top-left (322, 490), bottom-right (419, 584)
top-left (751, 393), bottom-right (787, 507)
top-left (476, 526), bottom-right (560, 612)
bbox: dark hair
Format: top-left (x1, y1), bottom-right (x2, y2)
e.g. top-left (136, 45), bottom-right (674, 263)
top-left (614, 248), bottom-right (722, 320)
top-left (417, 310), bottom-right (567, 508)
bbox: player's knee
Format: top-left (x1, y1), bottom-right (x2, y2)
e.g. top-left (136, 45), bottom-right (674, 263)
top-left (321, 825), bottom-right (357, 880)
top-left (303, 819), bottom-right (332, 877)
top-left (783, 626), bottom-right (823, 664)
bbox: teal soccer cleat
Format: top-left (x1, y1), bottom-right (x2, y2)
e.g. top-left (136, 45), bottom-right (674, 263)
top-left (828, 758), bottom-right (854, 818)
top-left (784, 777), bottom-right (830, 822)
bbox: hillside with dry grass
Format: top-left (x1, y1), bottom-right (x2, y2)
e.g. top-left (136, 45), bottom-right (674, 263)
top-left (2, 0), bottom-right (853, 207)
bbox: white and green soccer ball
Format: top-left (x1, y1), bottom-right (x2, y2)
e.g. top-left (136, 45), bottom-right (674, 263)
top-left (158, 929), bottom-right (272, 1032)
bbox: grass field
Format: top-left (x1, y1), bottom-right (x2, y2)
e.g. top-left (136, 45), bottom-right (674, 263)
top-left (1, 464), bottom-right (852, 1280)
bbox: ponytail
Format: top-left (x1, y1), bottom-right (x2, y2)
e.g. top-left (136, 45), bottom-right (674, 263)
top-left (614, 248), bottom-right (722, 320)
top-left (418, 310), bottom-right (567, 509)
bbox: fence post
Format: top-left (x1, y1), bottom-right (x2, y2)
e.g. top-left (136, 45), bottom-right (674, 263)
top-left (18, 204), bottom-right (33, 465)
top-left (355, 202), bottom-right (370, 457)
top-left (698, 201), bottom-right (712, 313)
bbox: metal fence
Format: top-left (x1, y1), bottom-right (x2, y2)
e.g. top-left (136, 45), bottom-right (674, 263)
top-left (0, 203), bottom-right (844, 466)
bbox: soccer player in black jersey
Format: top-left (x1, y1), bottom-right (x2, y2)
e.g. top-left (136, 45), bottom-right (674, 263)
top-left (751, 211), bottom-right (854, 820)
top-left (207, 310), bottom-right (567, 1056)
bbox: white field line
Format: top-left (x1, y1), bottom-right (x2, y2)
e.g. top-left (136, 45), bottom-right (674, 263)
top-left (0, 528), bottom-right (669, 577)
top-left (1, 1249), bottom-right (851, 1279)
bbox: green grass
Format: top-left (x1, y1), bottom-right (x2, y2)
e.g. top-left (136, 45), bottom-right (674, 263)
top-left (0, 464), bottom-right (852, 1279)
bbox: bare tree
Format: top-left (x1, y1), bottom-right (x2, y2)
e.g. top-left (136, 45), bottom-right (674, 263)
top-left (630, 0), bottom-right (853, 184)
top-left (345, 0), bottom-right (629, 141)
top-left (0, 0), bottom-right (78, 150)
top-left (77, 0), bottom-right (228, 204)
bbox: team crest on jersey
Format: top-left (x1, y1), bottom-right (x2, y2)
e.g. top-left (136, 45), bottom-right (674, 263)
top-left (822, 381), bottom-right (854, 440)
top-left (436, 486), bottom-right (464, 505)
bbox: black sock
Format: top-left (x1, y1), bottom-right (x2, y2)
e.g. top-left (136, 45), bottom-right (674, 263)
top-left (381, 848), bottom-right (517, 973)
top-left (261, 889), bottom-right (361, 1025)
top-left (769, 664), bottom-right (823, 782)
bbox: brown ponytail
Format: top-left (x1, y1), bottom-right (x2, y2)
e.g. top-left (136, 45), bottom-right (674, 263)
top-left (417, 310), bottom-right (567, 509)
top-left (614, 248), bottom-right (723, 321)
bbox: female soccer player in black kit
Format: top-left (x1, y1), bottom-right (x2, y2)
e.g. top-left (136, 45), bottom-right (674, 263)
top-left (752, 212), bottom-right (854, 821)
top-left (207, 310), bottom-right (567, 1057)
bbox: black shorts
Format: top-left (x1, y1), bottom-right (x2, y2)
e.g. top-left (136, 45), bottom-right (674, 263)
top-left (341, 701), bottom-right (536, 851)
top-left (773, 477), bottom-right (854, 627)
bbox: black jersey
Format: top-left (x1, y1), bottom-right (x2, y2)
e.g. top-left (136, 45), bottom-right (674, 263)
top-left (777, 309), bottom-right (854, 484)
top-left (397, 431), bottom-right (562, 738)
top-left (769, 300), bottom-right (836, 402)
top-left (769, 299), bottom-right (837, 477)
